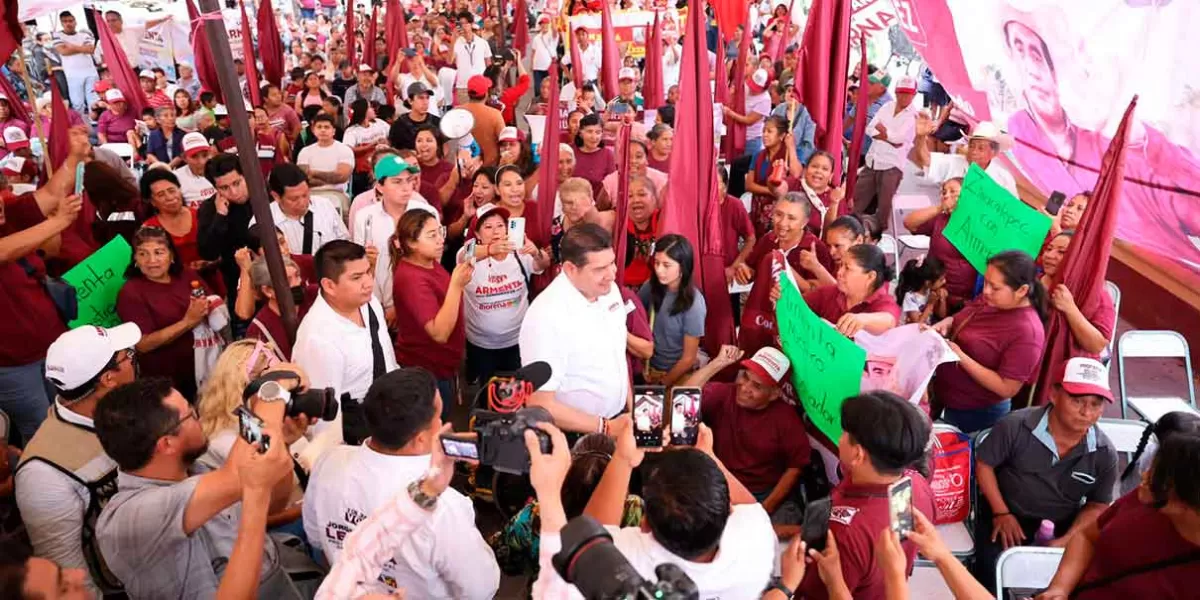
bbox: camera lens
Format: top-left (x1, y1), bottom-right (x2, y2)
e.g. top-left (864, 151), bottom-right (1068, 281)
top-left (553, 516), bottom-right (646, 599)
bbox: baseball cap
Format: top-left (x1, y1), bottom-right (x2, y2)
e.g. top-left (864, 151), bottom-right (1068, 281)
top-left (1059, 357), bottom-right (1113, 402)
top-left (496, 49), bottom-right (514, 62)
top-left (618, 67), bottom-right (637, 81)
top-left (139, 69), bottom-right (155, 79)
top-left (537, 14), bottom-right (551, 23)
top-left (470, 202), bottom-right (511, 232)
top-left (498, 126), bottom-right (522, 144)
top-left (3, 127), bottom-right (29, 150)
top-left (741, 347), bottom-right (791, 385)
top-left (868, 72), bottom-right (892, 87)
top-left (373, 154), bottom-right (420, 180)
top-left (105, 88), bottom-right (126, 103)
top-left (1, 155), bottom-right (33, 178)
top-left (358, 63), bottom-right (375, 73)
top-left (407, 81), bottom-right (433, 98)
top-left (748, 68), bottom-right (771, 94)
top-left (894, 75), bottom-right (917, 94)
top-left (182, 132), bottom-right (211, 157)
top-left (45, 323), bottom-right (142, 393)
top-left (467, 75), bottom-right (492, 97)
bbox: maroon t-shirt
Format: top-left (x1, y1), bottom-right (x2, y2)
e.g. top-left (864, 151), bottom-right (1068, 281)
top-left (244, 285), bottom-right (317, 360)
top-left (804, 283), bottom-right (902, 327)
top-left (1075, 493), bottom-right (1200, 600)
top-left (420, 159), bottom-right (454, 200)
top-left (1073, 287), bottom-right (1116, 359)
top-left (647, 154), bottom-right (670, 173)
top-left (391, 260), bottom-right (465, 379)
top-left (116, 269), bottom-right (206, 388)
top-left (932, 299), bottom-right (1046, 410)
top-left (797, 471), bottom-right (935, 600)
top-left (912, 213), bottom-right (976, 301)
top-left (572, 146), bottom-right (617, 198)
top-left (738, 232), bottom-right (834, 357)
top-left (0, 194), bottom-right (67, 366)
top-left (720, 196), bottom-right (754, 267)
top-left (701, 381), bottom-right (810, 494)
top-left (292, 253), bottom-right (317, 285)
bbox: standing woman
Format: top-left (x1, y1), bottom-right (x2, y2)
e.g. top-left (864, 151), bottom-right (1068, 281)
top-left (599, 140), bottom-right (668, 211)
top-left (414, 126), bottom-right (458, 207)
top-left (1039, 231), bottom-right (1115, 357)
top-left (342, 99), bottom-right (391, 197)
top-left (391, 208), bottom-right (474, 418)
top-left (638, 234), bottom-right (707, 386)
top-left (572, 113), bottom-right (617, 198)
top-left (645, 124), bottom-right (673, 172)
top-left (449, 167), bottom-right (500, 241)
top-left (495, 165), bottom-right (546, 247)
top-left (903, 177), bottom-right (975, 310)
top-left (116, 227), bottom-right (212, 401)
top-left (929, 250), bottom-right (1047, 432)
top-left (294, 71), bottom-right (329, 113)
top-left (788, 150), bottom-right (845, 236)
top-left (139, 170), bottom-right (214, 285)
top-left (623, 174), bottom-right (661, 289)
top-left (745, 116), bottom-right (802, 238)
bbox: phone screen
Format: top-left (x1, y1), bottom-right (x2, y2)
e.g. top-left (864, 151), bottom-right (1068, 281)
top-left (633, 386), bottom-right (665, 448)
top-left (802, 497), bottom-right (832, 552)
top-left (464, 238), bottom-right (478, 265)
top-left (612, 102), bottom-right (630, 115)
top-left (1045, 191), bottom-right (1066, 215)
top-left (670, 387), bottom-right (701, 446)
top-left (234, 406), bottom-right (270, 453)
top-left (74, 162), bottom-right (86, 196)
top-left (439, 434), bottom-right (479, 460)
top-left (889, 477), bottom-right (914, 536)
top-left (508, 217), bottom-right (526, 249)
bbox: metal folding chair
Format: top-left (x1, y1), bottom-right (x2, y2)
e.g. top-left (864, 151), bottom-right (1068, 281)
top-left (1117, 330), bottom-right (1197, 420)
top-left (995, 547), bottom-right (1064, 598)
top-left (1102, 281), bottom-right (1121, 363)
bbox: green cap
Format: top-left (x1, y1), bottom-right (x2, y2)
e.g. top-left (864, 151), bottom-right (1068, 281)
top-left (867, 72), bottom-right (892, 87)
top-left (373, 155), bottom-right (420, 180)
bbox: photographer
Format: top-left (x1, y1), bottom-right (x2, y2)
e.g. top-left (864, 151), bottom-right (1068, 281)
top-left (529, 419), bottom-right (776, 599)
top-left (303, 367), bottom-right (500, 599)
top-left (93, 378), bottom-right (301, 598)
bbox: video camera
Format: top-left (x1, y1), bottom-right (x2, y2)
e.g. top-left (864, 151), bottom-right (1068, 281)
top-left (439, 362), bottom-right (555, 475)
top-left (553, 516), bottom-right (698, 600)
top-left (243, 370), bottom-right (339, 422)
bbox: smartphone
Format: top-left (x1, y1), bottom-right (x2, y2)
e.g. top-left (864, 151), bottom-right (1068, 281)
top-left (1045, 191), bottom-right (1066, 215)
top-left (611, 101), bottom-right (630, 115)
top-left (507, 217), bottom-right (526, 249)
top-left (234, 406), bottom-right (270, 454)
top-left (464, 238), bottom-right (478, 265)
top-left (632, 385), bottom-right (665, 448)
top-left (74, 162), bottom-right (86, 196)
top-left (439, 433), bottom-right (480, 460)
top-left (669, 387), bottom-right (701, 446)
top-left (801, 496), bottom-right (833, 552)
top-left (888, 477), bottom-right (914, 537)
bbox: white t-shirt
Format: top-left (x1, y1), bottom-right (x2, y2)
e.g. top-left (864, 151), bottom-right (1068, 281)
top-left (52, 31), bottom-right (98, 76)
top-left (457, 248), bottom-right (538, 349)
top-left (902, 290), bottom-right (928, 314)
top-left (452, 36), bottom-right (492, 87)
top-left (173, 166), bottom-right (216, 208)
top-left (296, 141), bottom-right (355, 191)
top-left (341, 119), bottom-right (390, 149)
top-left (531, 32), bottom-right (559, 71)
top-left (745, 91), bottom-right (772, 141)
top-left (662, 42), bottom-right (683, 89)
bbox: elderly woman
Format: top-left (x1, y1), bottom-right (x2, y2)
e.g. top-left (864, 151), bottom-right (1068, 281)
top-left (598, 139), bottom-right (668, 211)
top-left (623, 174), bottom-right (662, 289)
top-left (145, 106), bottom-right (185, 167)
top-left (244, 256), bottom-right (317, 360)
top-left (1039, 231), bottom-right (1115, 357)
top-left (903, 177), bottom-right (976, 310)
top-left (96, 89), bottom-right (139, 147)
top-left (140, 170), bottom-right (204, 273)
top-left (176, 62), bottom-right (202, 99)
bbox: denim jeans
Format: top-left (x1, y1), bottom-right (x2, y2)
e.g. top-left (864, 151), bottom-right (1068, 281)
top-left (942, 399), bottom-right (1012, 434)
top-left (436, 379), bottom-right (455, 421)
top-left (65, 73), bottom-right (98, 116)
top-left (533, 70), bottom-right (549, 96)
top-left (0, 360), bottom-right (54, 445)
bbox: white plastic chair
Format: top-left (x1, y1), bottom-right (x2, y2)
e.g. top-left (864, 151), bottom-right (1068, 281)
top-left (995, 547), bottom-right (1064, 598)
top-left (99, 142), bottom-right (136, 169)
top-left (1117, 330), bottom-right (1197, 420)
top-left (1096, 418), bottom-right (1149, 455)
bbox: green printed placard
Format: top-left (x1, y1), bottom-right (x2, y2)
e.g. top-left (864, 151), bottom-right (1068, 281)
top-left (775, 275), bottom-right (866, 444)
top-left (62, 236), bottom-right (132, 328)
top-left (943, 164), bottom-right (1053, 274)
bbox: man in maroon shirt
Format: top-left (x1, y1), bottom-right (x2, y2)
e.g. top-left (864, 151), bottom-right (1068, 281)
top-left (684, 344), bottom-right (809, 523)
top-left (795, 390), bottom-right (935, 600)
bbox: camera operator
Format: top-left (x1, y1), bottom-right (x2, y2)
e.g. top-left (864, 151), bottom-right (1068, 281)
top-left (528, 419), bottom-right (777, 599)
top-left (93, 378), bottom-right (301, 598)
top-left (303, 367), bottom-right (500, 599)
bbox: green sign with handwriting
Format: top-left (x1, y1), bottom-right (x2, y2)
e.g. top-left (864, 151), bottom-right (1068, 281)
top-left (944, 163), bottom-right (1053, 273)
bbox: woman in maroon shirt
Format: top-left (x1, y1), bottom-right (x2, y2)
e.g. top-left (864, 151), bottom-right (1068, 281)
top-left (929, 250), bottom-right (1047, 432)
top-left (646, 123), bottom-right (673, 172)
top-left (495, 165), bottom-right (545, 247)
top-left (117, 227), bottom-right (212, 401)
top-left (1040, 231), bottom-right (1115, 358)
top-left (903, 177), bottom-right (976, 311)
top-left (802, 215), bottom-right (867, 289)
top-left (786, 150), bottom-right (845, 237)
top-left (803, 244), bottom-right (901, 337)
top-left (571, 113), bottom-right (616, 198)
top-left (252, 107), bottom-right (290, 181)
top-left (391, 208), bottom-right (473, 418)
top-left (139, 169), bottom-right (225, 297)
top-left (623, 175), bottom-right (660, 290)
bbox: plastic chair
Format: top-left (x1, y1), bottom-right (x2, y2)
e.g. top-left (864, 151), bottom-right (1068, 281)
top-left (1117, 330), bottom-right (1197, 420)
top-left (99, 142), bottom-right (136, 169)
top-left (995, 547), bottom-right (1064, 599)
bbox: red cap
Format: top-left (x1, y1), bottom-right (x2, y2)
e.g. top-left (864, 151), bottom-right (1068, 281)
top-left (467, 75), bottom-right (492, 97)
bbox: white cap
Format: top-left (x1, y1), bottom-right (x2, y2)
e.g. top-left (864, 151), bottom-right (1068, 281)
top-left (498, 126), bottom-right (521, 143)
top-left (45, 323), bottom-right (142, 393)
top-left (182, 131), bottom-right (210, 156)
top-left (405, 202), bottom-right (440, 219)
top-left (105, 89), bottom-right (126, 103)
top-left (894, 75), bottom-right (918, 93)
top-left (742, 347), bottom-right (791, 384)
top-left (968, 121), bottom-right (1014, 150)
top-left (139, 69), bottom-right (155, 79)
top-left (748, 68), bottom-right (770, 92)
top-left (618, 66), bottom-right (638, 81)
top-left (1060, 357), bottom-right (1113, 403)
top-left (1, 155), bottom-right (26, 174)
top-left (3, 127), bottom-right (29, 148)
top-left (358, 63), bottom-right (375, 73)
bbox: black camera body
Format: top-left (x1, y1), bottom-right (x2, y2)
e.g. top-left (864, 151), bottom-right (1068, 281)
top-left (472, 406), bottom-right (553, 475)
top-left (243, 371), bottom-right (339, 422)
top-left (553, 516), bottom-right (698, 600)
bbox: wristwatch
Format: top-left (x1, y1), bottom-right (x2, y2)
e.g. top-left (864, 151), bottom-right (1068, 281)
top-left (408, 477), bottom-right (439, 510)
top-left (768, 578), bottom-right (794, 599)
top-left (258, 381), bottom-right (291, 404)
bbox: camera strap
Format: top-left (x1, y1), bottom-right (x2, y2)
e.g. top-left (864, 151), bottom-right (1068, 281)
top-left (366, 303), bottom-right (386, 380)
top-left (301, 210), bottom-right (315, 255)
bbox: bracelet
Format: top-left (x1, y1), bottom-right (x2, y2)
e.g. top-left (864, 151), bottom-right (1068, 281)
top-left (992, 511), bottom-right (1011, 517)
top-left (768, 579), bottom-right (795, 599)
top-left (598, 417), bottom-right (607, 435)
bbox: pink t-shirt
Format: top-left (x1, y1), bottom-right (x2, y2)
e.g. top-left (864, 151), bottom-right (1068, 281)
top-left (932, 299), bottom-right (1045, 410)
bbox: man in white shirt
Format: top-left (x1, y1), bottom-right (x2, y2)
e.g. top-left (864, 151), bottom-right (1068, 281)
top-left (304, 368), bottom-right (500, 599)
top-left (351, 156), bottom-right (430, 316)
top-left (258, 163), bottom-right (349, 255)
top-left (661, 37), bottom-right (683, 90)
top-left (851, 75), bottom-right (919, 231)
top-left (565, 27), bottom-right (602, 85)
top-left (915, 120), bottom-right (1022, 198)
top-left (529, 421), bottom-right (776, 600)
top-left (452, 11), bottom-right (492, 104)
top-left (530, 15), bottom-right (559, 92)
top-left (296, 114), bottom-right (355, 192)
top-left (293, 240), bottom-right (397, 466)
top-left (173, 132), bottom-right (217, 208)
top-left (53, 11), bottom-right (99, 114)
top-left (519, 223), bottom-right (629, 433)
top-left (14, 323), bottom-right (141, 597)
top-left (102, 10), bottom-right (171, 66)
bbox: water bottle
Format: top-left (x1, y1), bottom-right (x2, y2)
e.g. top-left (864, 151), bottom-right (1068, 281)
top-left (190, 280), bottom-right (206, 299)
top-left (1034, 519), bottom-right (1055, 546)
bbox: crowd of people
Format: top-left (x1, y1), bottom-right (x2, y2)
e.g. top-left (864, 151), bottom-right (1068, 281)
top-left (0, 1), bottom-right (1197, 599)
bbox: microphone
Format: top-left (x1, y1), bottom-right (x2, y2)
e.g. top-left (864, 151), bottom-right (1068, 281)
top-left (485, 361), bottom-right (554, 413)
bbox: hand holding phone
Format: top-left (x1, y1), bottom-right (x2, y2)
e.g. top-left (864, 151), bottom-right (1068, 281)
top-left (439, 432), bottom-right (480, 461)
top-left (669, 387), bottom-right (701, 446)
top-left (507, 217), bottom-right (526, 249)
top-left (801, 496), bottom-right (832, 552)
top-left (74, 162), bottom-right (86, 196)
top-left (888, 477), bottom-right (914, 537)
top-left (234, 406), bottom-right (271, 454)
top-left (633, 386), bottom-right (665, 448)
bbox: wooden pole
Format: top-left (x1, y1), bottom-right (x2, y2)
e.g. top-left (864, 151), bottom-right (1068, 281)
top-left (198, 0), bottom-right (299, 343)
top-left (15, 53), bottom-right (51, 178)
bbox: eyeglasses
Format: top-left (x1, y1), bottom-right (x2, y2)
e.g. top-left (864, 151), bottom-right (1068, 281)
top-left (157, 405), bottom-right (199, 439)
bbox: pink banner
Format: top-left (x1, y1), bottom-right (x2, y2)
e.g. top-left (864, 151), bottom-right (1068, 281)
top-left (900, 0), bottom-right (1200, 269)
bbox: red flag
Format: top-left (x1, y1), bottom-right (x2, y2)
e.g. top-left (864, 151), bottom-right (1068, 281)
top-left (612, 124), bottom-right (634, 284)
top-left (47, 81), bottom-right (70, 172)
top-left (1033, 97), bottom-right (1137, 406)
top-left (535, 63), bottom-right (562, 245)
top-left (187, 0), bottom-right (223, 103)
top-left (844, 37), bottom-right (870, 201)
top-left (93, 8), bottom-right (147, 116)
top-left (663, 0), bottom-right (735, 354)
top-left (239, 0), bottom-right (262, 106)
top-left (642, 10), bottom-right (664, 109)
top-left (713, 30), bottom-right (728, 104)
top-left (512, 0), bottom-right (530, 54)
top-left (0, 0), bottom-right (22, 66)
top-left (769, 0), bottom-right (797, 65)
top-left (568, 26), bottom-right (584, 89)
top-left (346, 3), bottom-right (357, 68)
top-left (384, 0), bottom-right (408, 103)
top-left (720, 22), bottom-right (751, 160)
top-left (797, 0), bottom-right (852, 179)
top-left (365, 4), bottom-right (379, 69)
top-left (599, 0), bottom-right (620, 99)
top-left (257, 0), bottom-right (285, 87)
top-left (711, 0), bottom-right (747, 43)
top-left (0, 72), bottom-right (29, 123)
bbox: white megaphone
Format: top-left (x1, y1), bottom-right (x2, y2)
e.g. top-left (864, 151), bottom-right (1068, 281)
top-left (525, 114), bottom-right (546, 164)
top-left (440, 108), bottom-right (479, 159)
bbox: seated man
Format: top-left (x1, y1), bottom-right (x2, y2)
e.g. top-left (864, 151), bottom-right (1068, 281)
top-left (93, 378), bottom-right (299, 599)
top-left (796, 390), bottom-right (935, 600)
top-left (303, 367), bottom-right (500, 599)
top-left (684, 345), bottom-right (809, 521)
top-left (972, 357), bottom-right (1119, 590)
top-left (533, 419), bottom-right (776, 598)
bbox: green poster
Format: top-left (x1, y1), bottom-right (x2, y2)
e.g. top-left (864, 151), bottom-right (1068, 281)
top-left (943, 164), bottom-right (1053, 274)
top-left (62, 237), bottom-right (132, 328)
top-left (775, 275), bottom-right (866, 444)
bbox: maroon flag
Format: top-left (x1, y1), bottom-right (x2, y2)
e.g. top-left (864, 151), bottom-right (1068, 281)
top-left (346, 2), bottom-right (357, 67)
top-left (662, 0), bottom-right (735, 354)
top-left (568, 26), bottom-right (584, 89)
top-left (0, 72), bottom-right (29, 123)
top-left (1033, 97), bottom-right (1137, 406)
top-left (0, 0), bottom-right (21, 66)
top-left (769, 0), bottom-right (797, 65)
top-left (612, 123), bottom-right (634, 284)
top-left (642, 9), bottom-right (664, 109)
top-left (720, 22), bottom-right (751, 160)
top-left (384, 0), bottom-right (408, 103)
top-left (512, 0), bottom-right (530, 54)
top-left (599, 0), bottom-right (620, 99)
top-left (257, 0), bottom-right (285, 86)
top-left (497, 0), bottom-right (509, 47)
top-left (47, 81), bottom-right (70, 172)
top-left (843, 37), bottom-right (870, 200)
top-left (187, 0), bottom-right (223, 103)
top-left (797, 0), bottom-right (852, 178)
top-left (711, 0), bottom-right (747, 43)
top-left (713, 31), bottom-right (728, 104)
top-left (535, 63), bottom-right (562, 245)
top-left (93, 8), bottom-right (147, 116)
top-left (239, 0), bottom-right (262, 105)
top-left (365, 5), bottom-right (379, 70)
